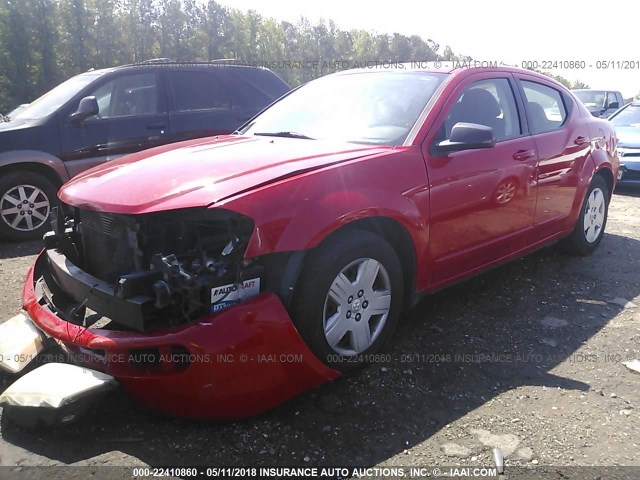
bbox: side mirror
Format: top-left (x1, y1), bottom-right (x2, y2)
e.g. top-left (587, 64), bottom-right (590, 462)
top-left (434, 122), bottom-right (496, 154)
top-left (70, 96), bottom-right (99, 124)
top-left (607, 101), bottom-right (619, 110)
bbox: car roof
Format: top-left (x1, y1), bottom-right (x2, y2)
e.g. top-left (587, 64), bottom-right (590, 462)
top-left (329, 63), bottom-right (565, 85)
top-left (90, 60), bottom-right (273, 74)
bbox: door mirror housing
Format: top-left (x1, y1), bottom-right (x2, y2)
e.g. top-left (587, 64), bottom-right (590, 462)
top-left (607, 101), bottom-right (619, 110)
top-left (434, 122), bottom-right (496, 154)
top-left (70, 96), bottom-right (99, 124)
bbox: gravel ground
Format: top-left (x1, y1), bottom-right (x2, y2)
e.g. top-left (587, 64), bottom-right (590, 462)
top-left (0, 188), bottom-right (639, 479)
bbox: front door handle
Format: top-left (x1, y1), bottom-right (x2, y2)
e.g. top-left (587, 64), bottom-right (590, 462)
top-left (513, 149), bottom-right (536, 161)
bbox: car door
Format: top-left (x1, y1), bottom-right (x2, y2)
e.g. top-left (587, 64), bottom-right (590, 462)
top-left (167, 70), bottom-right (238, 143)
top-left (59, 72), bottom-right (169, 177)
top-left (423, 74), bottom-right (538, 285)
top-left (514, 76), bottom-right (591, 240)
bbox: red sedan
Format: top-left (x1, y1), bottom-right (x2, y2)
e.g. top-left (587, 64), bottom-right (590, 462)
top-left (1, 65), bottom-right (618, 423)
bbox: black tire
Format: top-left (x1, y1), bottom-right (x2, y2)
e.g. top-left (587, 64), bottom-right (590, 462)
top-left (561, 175), bottom-right (609, 256)
top-left (0, 171), bottom-right (58, 241)
top-left (292, 228), bottom-right (404, 373)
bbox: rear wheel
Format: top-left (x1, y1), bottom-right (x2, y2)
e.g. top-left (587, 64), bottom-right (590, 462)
top-left (292, 229), bottom-right (404, 372)
top-left (0, 171), bottom-right (58, 241)
top-left (561, 175), bottom-right (609, 256)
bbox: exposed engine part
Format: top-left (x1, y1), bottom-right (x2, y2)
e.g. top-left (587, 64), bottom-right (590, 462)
top-left (152, 280), bottom-right (172, 309)
top-left (42, 207), bottom-right (261, 331)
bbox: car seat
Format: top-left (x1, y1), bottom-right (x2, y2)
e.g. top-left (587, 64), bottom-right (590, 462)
top-left (446, 88), bottom-right (506, 141)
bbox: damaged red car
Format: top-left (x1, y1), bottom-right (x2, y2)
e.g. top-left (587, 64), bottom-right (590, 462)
top-left (0, 65), bottom-right (618, 425)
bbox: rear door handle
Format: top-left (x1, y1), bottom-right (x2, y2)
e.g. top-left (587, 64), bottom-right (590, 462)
top-left (513, 149), bottom-right (536, 161)
top-left (574, 136), bottom-right (589, 146)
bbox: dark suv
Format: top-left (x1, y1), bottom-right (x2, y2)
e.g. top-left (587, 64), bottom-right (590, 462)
top-left (0, 61), bottom-right (290, 240)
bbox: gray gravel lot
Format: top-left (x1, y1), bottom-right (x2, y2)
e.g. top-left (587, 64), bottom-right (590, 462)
top-left (0, 188), bottom-right (639, 479)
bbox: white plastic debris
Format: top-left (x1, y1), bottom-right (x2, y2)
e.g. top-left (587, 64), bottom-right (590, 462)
top-left (0, 363), bottom-right (115, 409)
top-left (623, 359), bottom-right (640, 375)
top-left (492, 447), bottom-right (504, 474)
top-left (0, 312), bottom-right (46, 374)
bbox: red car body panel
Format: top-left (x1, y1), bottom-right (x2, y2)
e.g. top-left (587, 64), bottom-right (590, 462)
top-left (20, 66), bottom-right (619, 419)
top-left (59, 135), bottom-right (394, 214)
top-left (23, 260), bottom-right (340, 418)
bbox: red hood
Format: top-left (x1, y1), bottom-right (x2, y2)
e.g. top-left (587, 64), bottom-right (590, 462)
top-left (59, 135), bottom-right (393, 214)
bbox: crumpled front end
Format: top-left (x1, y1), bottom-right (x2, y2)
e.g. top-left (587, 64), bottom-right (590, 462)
top-left (14, 205), bottom-right (339, 419)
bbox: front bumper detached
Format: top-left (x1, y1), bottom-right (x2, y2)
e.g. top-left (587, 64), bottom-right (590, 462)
top-left (13, 250), bottom-right (340, 419)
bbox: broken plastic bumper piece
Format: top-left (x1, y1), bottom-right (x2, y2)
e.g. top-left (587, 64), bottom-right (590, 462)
top-left (0, 362), bottom-right (116, 428)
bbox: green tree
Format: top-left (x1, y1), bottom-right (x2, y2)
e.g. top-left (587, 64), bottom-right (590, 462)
top-left (390, 33), bottom-right (411, 62)
top-left (571, 80), bottom-right (590, 89)
top-left (548, 74), bottom-right (572, 88)
top-left (203, 0), bottom-right (227, 61)
top-left (32, 0), bottom-right (60, 92)
top-left (123, 0), bottom-right (159, 62)
top-left (0, 0), bottom-right (483, 109)
top-left (59, 0), bottom-right (94, 73)
top-left (0, 0), bottom-right (36, 107)
top-left (410, 35), bottom-right (437, 61)
top-left (94, 0), bottom-right (122, 68)
top-left (375, 33), bottom-right (391, 60)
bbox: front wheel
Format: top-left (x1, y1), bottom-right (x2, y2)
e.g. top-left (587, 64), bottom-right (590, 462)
top-left (561, 175), bottom-right (609, 256)
top-left (292, 229), bottom-right (404, 373)
top-left (0, 171), bottom-right (58, 241)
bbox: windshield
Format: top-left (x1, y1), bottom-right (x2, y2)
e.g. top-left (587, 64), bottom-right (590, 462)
top-left (13, 73), bottom-right (102, 121)
top-left (573, 90), bottom-right (606, 108)
top-left (241, 71), bottom-right (447, 146)
top-left (610, 104), bottom-right (640, 127)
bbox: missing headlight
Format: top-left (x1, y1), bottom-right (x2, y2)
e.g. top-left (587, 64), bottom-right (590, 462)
top-left (42, 207), bottom-right (261, 331)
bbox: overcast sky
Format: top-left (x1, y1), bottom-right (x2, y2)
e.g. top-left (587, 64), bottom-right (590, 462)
top-left (217, 0), bottom-right (640, 98)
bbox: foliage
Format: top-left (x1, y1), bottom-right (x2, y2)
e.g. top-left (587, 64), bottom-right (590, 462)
top-left (0, 0), bottom-right (590, 113)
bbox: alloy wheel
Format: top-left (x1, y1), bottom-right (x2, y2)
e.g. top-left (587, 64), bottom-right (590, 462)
top-left (0, 184), bottom-right (51, 232)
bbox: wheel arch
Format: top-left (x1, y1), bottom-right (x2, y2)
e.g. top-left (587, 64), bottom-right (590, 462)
top-left (594, 166), bottom-right (614, 198)
top-left (0, 151), bottom-right (70, 189)
top-left (323, 217), bottom-right (418, 311)
top-left (258, 215), bottom-right (420, 315)
top-left (565, 150), bottom-right (614, 232)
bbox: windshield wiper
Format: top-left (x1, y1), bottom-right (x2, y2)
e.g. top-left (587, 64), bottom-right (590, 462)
top-left (253, 131), bottom-right (315, 140)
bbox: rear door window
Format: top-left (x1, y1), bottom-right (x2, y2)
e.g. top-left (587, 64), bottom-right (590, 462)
top-left (169, 71), bottom-right (232, 111)
top-left (520, 81), bottom-right (567, 134)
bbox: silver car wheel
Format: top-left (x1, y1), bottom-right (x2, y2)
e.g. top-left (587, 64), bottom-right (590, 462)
top-left (583, 187), bottom-right (605, 243)
top-left (323, 258), bottom-right (392, 355)
top-left (0, 184), bottom-right (51, 232)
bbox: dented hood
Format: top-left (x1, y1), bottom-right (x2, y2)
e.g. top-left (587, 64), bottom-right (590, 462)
top-left (59, 135), bottom-right (392, 214)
